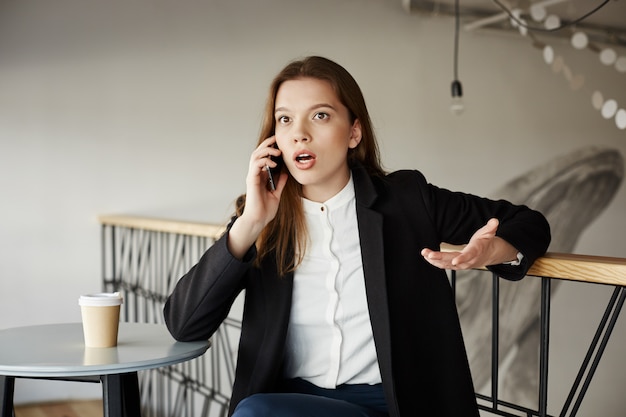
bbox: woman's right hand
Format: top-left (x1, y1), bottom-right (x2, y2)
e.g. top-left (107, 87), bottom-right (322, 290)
top-left (227, 137), bottom-right (287, 259)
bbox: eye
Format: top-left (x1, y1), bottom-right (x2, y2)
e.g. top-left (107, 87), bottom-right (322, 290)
top-left (313, 112), bottom-right (329, 120)
top-left (276, 115), bottom-right (290, 124)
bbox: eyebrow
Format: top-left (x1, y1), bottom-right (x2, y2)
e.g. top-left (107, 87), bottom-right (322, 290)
top-left (274, 103), bottom-right (337, 114)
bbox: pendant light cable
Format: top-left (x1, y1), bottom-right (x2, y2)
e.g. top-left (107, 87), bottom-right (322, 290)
top-left (450, 0), bottom-right (464, 114)
top-left (453, 0), bottom-right (460, 82)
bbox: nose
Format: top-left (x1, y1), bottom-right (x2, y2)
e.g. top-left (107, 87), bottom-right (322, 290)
top-left (291, 119), bottom-right (310, 143)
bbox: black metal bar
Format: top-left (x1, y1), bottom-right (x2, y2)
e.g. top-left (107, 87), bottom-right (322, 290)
top-left (538, 277), bottom-right (551, 417)
top-left (102, 374), bottom-right (125, 417)
top-left (121, 372), bottom-right (142, 416)
top-left (476, 392), bottom-right (549, 417)
top-left (130, 228), bottom-right (139, 323)
top-left (111, 225), bottom-right (117, 290)
top-left (492, 272), bottom-right (500, 409)
top-left (570, 286), bottom-right (626, 416)
top-left (101, 372), bottom-right (141, 417)
top-left (29, 376), bottom-right (100, 383)
top-left (0, 376), bottom-right (15, 417)
top-left (477, 404), bottom-right (531, 417)
top-left (450, 270), bottom-right (456, 299)
top-left (559, 285), bottom-right (622, 417)
top-left (102, 224), bottom-right (107, 292)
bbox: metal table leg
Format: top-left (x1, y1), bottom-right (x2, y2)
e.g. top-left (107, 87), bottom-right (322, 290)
top-left (102, 372), bottom-right (141, 417)
top-left (0, 376), bottom-right (15, 417)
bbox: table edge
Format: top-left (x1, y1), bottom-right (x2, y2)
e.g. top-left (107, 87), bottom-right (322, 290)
top-left (0, 323), bottom-right (210, 377)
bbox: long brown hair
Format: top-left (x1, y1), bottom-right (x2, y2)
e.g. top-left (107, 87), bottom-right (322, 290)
top-left (237, 56), bottom-right (384, 276)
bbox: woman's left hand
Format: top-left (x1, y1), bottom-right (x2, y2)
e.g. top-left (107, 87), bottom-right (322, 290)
top-left (421, 218), bottom-right (519, 270)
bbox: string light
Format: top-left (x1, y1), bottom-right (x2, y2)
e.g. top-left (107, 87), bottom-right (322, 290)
top-left (491, 0), bottom-right (612, 33)
top-left (501, 1), bottom-right (626, 131)
top-left (454, 0), bottom-right (624, 129)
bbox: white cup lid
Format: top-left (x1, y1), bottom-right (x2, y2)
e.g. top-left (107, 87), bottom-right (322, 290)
top-left (79, 292), bottom-right (123, 307)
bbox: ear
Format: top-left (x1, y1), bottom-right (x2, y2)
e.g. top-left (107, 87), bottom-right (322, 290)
top-left (348, 119), bottom-right (362, 149)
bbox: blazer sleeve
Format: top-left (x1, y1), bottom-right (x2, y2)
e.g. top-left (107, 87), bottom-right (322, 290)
top-left (416, 171), bottom-right (551, 281)
top-left (487, 206), bottom-right (551, 280)
top-left (163, 229), bottom-right (255, 342)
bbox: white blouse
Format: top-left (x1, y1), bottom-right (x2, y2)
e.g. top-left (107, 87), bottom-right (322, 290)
top-left (283, 176), bottom-right (382, 388)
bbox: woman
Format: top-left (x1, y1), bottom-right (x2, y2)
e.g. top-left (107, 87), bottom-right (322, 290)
top-left (164, 56), bottom-right (551, 417)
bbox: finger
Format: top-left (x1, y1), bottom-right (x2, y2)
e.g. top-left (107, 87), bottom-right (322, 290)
top-left (258, 137), bottom-right (282, 156)
top-left (253, 137), bottom-right (274, 153)
top-left (421, 248), bottom-right (444, 261)
top-left (479, 218), bottom-right (499, 237)
top-left (254, 151), bottom-right (282, 171)
top-left (260, 136), bottom-right (276, 147)
top-left (450, 255), bottom-right (474, 269)
top-left (252, 149), bottom-right (276, 165)
top-left (422, 249), bottom-right (460, 268)
top-left (251, 150), bottom-right (277, 171)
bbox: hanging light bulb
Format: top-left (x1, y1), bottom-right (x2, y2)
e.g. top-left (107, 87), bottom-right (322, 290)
top-left (544, 14), bottom-right (561, 30)
top-left (571, 31), bottom-right (588, 50)
top-left (616, 109), bottom-right (626, 130)
top-left (450, 79), bottom-right (464, 115)
top-left (530, 4), bottom-right (547, 22)
top-left (600, 48), bottom-right (617, 65)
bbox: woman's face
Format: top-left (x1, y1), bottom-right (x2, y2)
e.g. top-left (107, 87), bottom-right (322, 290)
top-left (274, 77), bottom-right (361, 203)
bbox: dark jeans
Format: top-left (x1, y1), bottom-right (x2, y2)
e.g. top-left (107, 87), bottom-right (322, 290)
top-left (232, 378), bottom-right (389, 417)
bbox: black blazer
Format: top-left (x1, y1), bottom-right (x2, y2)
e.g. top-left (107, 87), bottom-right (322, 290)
top-left (164, 162), bottom-right (551, 417)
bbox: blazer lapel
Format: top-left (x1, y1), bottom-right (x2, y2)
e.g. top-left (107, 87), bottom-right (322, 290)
top-left (352, 164), bottom-right (400, 416)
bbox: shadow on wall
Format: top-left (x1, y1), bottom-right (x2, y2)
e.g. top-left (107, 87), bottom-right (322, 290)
top-left (456, 146), bottom-right (624, 408)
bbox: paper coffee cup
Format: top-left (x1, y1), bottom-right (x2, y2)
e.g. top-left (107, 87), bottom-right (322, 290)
top-left (79, 292), bottom-right (123, 348)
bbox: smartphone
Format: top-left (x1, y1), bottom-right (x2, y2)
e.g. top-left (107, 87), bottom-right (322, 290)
top-left (266, 145), bottom-right (283, 191)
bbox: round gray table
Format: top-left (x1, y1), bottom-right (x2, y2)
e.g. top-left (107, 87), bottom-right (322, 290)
top-left (0, 322), bottom-right (210, 417)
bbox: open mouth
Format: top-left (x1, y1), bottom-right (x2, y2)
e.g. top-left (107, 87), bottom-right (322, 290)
top-left (293, 151), bottom-right (317, 169)
top-left (295, 154), bottom-right (314, 163)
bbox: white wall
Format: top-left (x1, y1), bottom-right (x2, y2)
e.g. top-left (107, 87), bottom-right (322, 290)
top-left (1, 0), bottom-right (625, 414)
